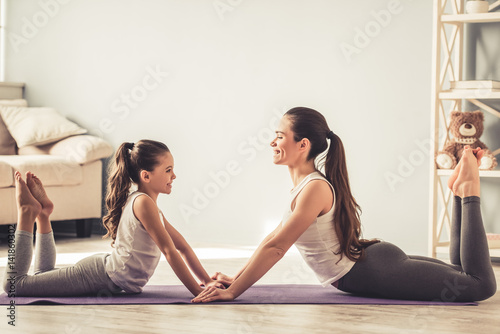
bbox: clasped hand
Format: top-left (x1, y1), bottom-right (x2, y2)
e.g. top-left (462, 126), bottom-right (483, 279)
top-left (192, 272), bottom-right (235, 303)
top-left (200, 279), bottom-right (225, 289)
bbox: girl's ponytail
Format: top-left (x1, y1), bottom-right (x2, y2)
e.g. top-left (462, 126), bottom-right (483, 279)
top-left (102, 142), bottom-right (134, 245)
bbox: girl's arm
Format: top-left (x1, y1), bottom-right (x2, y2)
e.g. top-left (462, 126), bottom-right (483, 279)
top-left (134, 195), bottom-right (203, 296)
top-left (192, 180), bottom-right (333, 302)
top-left (160, 213), bottom-right (213, 285)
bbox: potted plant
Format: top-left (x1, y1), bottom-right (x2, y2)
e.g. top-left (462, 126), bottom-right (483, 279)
top-left (466, 0), bottom-right (490, 14)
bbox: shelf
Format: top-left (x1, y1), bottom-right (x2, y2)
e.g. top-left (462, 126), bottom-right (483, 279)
top-left (437, 245), bottom-right (500, 250)
top-left (437, 247), bottom-right (500, 258)
top-left (0, 82), bottom-right (24, 88)
top-left (437, 169), bottom-right (500, 177)
top-left (0, 82), bottom-right (25, 99)
top-left (429, 1), bottom-right (500, 258)
top-left (440, 90), bottom-right (500, 99)
top-left (441, 12), bottom-right (500, 23)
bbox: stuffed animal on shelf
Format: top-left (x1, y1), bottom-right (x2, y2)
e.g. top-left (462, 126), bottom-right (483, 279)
top-left (435, 110), bottom-right (497, 170)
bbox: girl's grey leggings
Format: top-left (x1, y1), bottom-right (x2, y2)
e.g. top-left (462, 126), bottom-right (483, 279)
top-left (338, 196), bottom-right (497, 302)
top-left (3, 230), bottom-right (121, 297)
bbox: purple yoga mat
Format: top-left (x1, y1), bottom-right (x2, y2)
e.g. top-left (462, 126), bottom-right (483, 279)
top-left (0, 284), bottom-right (477, 306)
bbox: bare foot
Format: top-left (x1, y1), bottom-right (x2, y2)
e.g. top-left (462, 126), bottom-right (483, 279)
top-left (26, 171), bottom-right (53, 217)
top-left (448, 146), bottom-right (484, 191)
top-left (473, 148), bottom-right (484, 165)
top-left (15, 171), bottom-right (42, 220)
top-left (452, 147), bottom-right (481, 198)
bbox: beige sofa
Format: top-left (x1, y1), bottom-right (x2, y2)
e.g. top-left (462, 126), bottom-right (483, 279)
top-left (0, 82), bottom-right (113, 237)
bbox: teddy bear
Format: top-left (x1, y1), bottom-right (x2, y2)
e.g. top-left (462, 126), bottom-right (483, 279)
top-left (435, 110), bottom-right (497, 170)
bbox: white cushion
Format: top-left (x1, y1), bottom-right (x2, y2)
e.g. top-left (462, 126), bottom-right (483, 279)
top-left (18, 135), bottom-right (113, 164)
top-left (0, 155), bottom-right (82, 187)
top-left (0, 115), bottom-right (16, 155)
top-left (0, 99), bottom-right (28, 107)
top-left (16, 145), bottom-right (48, 155)
top-left (0, 161), bottom-right (13, 188)
top-left (0, 107), bottom-right (87, 148)
top-left (0, 99), bottom-right (28, 155)
top-left (49, 135), bottom-right (113, 163)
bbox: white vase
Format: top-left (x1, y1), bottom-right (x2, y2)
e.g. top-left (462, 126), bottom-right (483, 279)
top-left (466, 1), bottom-right (489, 14)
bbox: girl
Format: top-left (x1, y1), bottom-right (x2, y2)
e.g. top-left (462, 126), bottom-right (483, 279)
top-left (3, 139), bottom-right (222, 296)
top-left (192, 107), bottom-right (497, 303)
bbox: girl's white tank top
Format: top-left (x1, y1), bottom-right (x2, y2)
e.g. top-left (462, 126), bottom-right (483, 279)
top-left (105, 191), bottom-right (161, 293)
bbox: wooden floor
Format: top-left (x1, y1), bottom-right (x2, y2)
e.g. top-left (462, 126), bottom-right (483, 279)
top-left (1, 234), bottom-right (499, 334)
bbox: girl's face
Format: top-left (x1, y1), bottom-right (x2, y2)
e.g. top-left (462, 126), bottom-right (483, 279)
top-left (146, 152), bottom-right (176, 195)
top-left (270, 116), bottom-right (302, 166)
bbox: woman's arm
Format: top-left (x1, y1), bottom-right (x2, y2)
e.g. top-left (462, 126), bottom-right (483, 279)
top-left (160, 213), bottom-right (213, 285)
top-left (134, 195), bottom-right (203, 296)
top-left (212, 223), bottom-right (283, 286)
top-left (192, 180), bottom-right (333, 302)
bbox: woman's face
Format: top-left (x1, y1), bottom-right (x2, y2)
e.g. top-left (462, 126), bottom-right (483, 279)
top-left (146, 152), bottom-right (176, 195)
top-left (270, 116), bottom-right (302, 166)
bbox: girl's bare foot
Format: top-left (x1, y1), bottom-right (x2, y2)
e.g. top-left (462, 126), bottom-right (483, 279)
top-left (26, 171), bottom-right (54, 217)
top-left (452, 147), bottom-right (481, 198)
top-left (15, 171), bottom-right (42, 227)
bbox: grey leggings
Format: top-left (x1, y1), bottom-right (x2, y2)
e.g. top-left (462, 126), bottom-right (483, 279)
top-left (337, 196), bottom-right (497, 302)
top-left (3, 230), bottom-right (121, 297)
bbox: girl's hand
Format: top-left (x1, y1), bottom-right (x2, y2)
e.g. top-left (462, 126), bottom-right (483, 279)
top-left (191, 286), bottom-right (235, 303)
top-left (211, 272), bottom-right (234, 287)
top-left (201, 279), bottom-right (226, 289)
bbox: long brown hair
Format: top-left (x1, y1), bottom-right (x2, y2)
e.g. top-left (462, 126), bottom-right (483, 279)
top-left (102, 139), bottom-right (170, 245)
top-left (285, 107), bottom-right (379, 261)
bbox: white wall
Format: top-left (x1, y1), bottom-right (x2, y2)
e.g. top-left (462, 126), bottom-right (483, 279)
top-left (5, 0), bottom-right (436, 254)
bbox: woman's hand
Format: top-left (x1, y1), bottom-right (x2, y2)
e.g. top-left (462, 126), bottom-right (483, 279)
top-left (211, 272), bottom-right (234, 287)
top-left (191, 286), bottom-right (235, 303)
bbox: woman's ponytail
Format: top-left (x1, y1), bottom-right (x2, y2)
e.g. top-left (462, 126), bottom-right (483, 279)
top-left (285, 107), bottom-right (379, 262)
top-left (325, 133), bottom-right (379, 262)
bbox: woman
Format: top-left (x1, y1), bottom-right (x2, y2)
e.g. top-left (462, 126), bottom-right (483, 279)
top-left (192, 107), bottom-right (496, 303)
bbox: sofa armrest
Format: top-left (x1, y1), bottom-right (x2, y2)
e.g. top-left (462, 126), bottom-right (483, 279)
top-left (44, 135), bottom-right (113, 164)
top-left (18, 135), bottom-right (114, 164)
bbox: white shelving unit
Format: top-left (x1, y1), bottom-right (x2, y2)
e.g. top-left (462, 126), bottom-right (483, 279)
top-left (429, 0), bottom-right (500, 258)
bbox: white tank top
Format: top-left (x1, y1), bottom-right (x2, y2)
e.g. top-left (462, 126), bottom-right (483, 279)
top-left (105, 191), bottom-right (162, 293)
top-left (281, 171), bottom-right (355, 287)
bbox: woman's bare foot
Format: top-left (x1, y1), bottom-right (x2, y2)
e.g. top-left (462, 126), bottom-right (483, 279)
top-left (26, 171), bottom-right (53, 217)
top-left (473, 148), bottom-right (484, 164)
top-left (452, 147), bottom-right (481, 198)
top-left (15, 171), bottom-right (42, 230)
top-left (448, 146), bottom-right (484, 191)
top-left (448, 155), bottom-right (464, 191)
